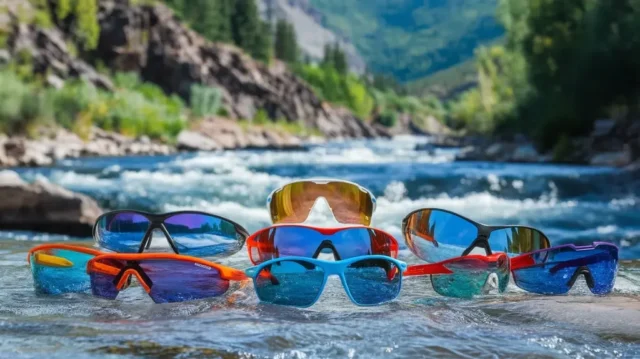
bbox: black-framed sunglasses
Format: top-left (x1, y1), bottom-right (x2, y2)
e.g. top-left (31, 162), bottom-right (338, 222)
top-left (402, 208), bottom-right (551, 263)
top-left (93, 210), bottom-right (250, 258)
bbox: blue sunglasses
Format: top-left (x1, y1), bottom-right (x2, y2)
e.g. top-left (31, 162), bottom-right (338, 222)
top-left (511, 242), bottom-right (619, 295)
top-left (245, 255), bottom-right (407, 307)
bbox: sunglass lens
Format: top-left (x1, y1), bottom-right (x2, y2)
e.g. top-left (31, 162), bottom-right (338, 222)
top-left (332, 228), bottom-right (398, 260)
top-left (404, 210), bottom-right (478, 262)
top-left (254, 259), bottom-right (325, 307)
top-left (269, 181), bottom-right (374, 226)
top-left (512, 246), bottom-right (618, 295)
top-left (164, 213), bottom-right (243, 257)
top-left (488, 228), bottom-right (550, 256)
top-left (138, 260), bottom-right (231, 303)
top-left (30, 249), bottom-right (94, 294)
top-left (89, 258), bottom-right (125, 300)
top-left (324, 182), bottom-right (374, 225)
top-left (248, 226), bottom-right (323, 263)
top-left (430, 256), bottom-right (510, 298)
top-left (587, 246), bottom-right (618, 294)
top-left (95, 212), bottom-right (151, 252)
top-left (343, 258), bottom-right (402, 305)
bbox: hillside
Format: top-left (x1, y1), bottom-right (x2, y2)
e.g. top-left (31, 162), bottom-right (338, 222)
top-left (256, 0), bottom-right (365, 73)
top-left (309, 0), bottom-right (503, 82)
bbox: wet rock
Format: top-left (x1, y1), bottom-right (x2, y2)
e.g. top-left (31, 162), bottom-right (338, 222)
top-left (0, 170), bottom-right (103, 236)
top-left (512, 144), bottom-right (541, 162)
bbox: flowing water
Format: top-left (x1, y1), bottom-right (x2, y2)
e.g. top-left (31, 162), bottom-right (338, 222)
top-left (1, 136), bottom-right (639, 358)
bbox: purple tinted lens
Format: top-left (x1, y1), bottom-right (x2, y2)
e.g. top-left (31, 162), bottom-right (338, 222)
top-left (164, 214), bottom-right (242, 257)
top-left (90, 271), bottom-right (120, 300)
top-left (140, 260), bottom-right (230, 303)
top-left (96, 212), bottom-right (151, 253)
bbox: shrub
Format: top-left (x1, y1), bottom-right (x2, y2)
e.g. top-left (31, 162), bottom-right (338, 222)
top-left (253, 108), bottom-right (270, 125)
top-left (377, 111), bottom-right (397, 128)
top-left (190, 84), bottom-right (222, 117)
top-left (0, 70), bottom-right (51, 133)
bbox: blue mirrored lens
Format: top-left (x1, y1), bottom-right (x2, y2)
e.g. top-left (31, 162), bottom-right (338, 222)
top-left (164, 214), bottom-right (242, 257)
top-left (254, 260), bottom-right (325, 307)
top-left (31, 249), bottom-right (93, 294)
top-left (405, 210), bottom-right (478, 262)
top-left (96, 212), bottom-right (151, 252)
top-left (488, 227), bottom-right (549, 257)
top-left (90, 271), bottom-right (120, 299)
top-left (430, 257), bottom-right (510, 298)
top-left (344, 258), bottom-right (401, 305)
top-left (142, 260), bottom-right (230, 303)
top-left (512, 246), bottom-right (618, 295)
top-left (253, 227), bottom-right (387, 262)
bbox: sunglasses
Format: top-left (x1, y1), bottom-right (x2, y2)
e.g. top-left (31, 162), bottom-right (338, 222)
top-left (404, 253), bottom-right (510, 298)
top-left (93, 210), bottom-right (250, 257)
top-left (511, 242), bottom-right (618, 295)
top-left (247, 224), bottom-right (398, 264)
top-left (402, 208), bottom-right (551, 263)
top-left (245, 255), bottom-right (407, 307)
top-left (267, 179), bottom-right (376, 226)
top-left (27, 244), bottom-right (106, 295)
top-left (87, 253), bottom-right (247, 303)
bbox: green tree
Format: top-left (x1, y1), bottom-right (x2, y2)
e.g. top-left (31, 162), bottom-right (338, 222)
top-left (231, 0), bottom-right (270, 61)
top-left (274, 20), bottom-right (298, 63)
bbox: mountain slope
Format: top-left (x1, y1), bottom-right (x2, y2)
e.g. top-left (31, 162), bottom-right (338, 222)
top-left (257, 0), bottom-right (365, 73)
top-left (309, 0), bottom-right (503, 82)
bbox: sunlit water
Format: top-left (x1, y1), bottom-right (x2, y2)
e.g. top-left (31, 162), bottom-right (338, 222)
top-left (1, 136), bottom-right (639, 358)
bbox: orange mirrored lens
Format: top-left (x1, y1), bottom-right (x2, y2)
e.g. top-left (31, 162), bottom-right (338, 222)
top-left (269, 181), bottom-right (374, 225)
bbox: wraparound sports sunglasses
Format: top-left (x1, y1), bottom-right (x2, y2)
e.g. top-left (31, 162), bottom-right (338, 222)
top-left (245, 255), bottom-right (407, 307)
top-left (93, 210), bottom-right (250, 257)
top-left (27, 244), bottom-right (106, 295)
top-left (87, 253), bottom-right (248, 303)
top-left (267, 179), bottom-right (377, 226)
top-left (402, 208), bottom-right (551, 263)
top-left (247, 224), bottom-right (398, 264)
top-left (404, 253), bottom-right (510, 298)
top-left (511, 242), bottom-right (618, 295)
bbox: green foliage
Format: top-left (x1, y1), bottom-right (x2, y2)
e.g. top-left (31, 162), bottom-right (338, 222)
top-left (253, 108), bottom-right (270, 125)
top-left (230, 0), bottom-right (271, 62)
top-left (274, 20), bottom-right (298, 64)
top-left (190, 84), bottom-right (222, 117)
top-left (44, 0), bottom-right (100, 50)
top-left (308, 0), bottom-right (504, 81)
top-left (322, 43), bottom-right (348, 76)
top-left (296, 64), bottom-right (374, 119)
top-left (165, 0), bottom-right (233, 43)
top-left (0, 71), bottom-right (51, 134)
top-left (377, 111), bottom-right (397, 128)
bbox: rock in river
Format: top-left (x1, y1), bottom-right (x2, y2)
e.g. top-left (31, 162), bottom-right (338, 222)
top-left (0, 170), bottom-right (103, 237)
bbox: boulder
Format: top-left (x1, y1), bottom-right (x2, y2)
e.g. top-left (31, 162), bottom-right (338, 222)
top-left (511, 144), bottom-right (542, 163)
top-left (176, 130), bottom-right (221, 151)
top-left (0, 171), bottom-right (103, 236)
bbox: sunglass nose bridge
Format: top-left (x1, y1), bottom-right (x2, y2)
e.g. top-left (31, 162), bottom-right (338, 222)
top-left (312, 240), bottom-right (342, 260)
top-left (566, 266), bottom-right (595, 289)
top-left (461, 235), bottom-right (492, 256)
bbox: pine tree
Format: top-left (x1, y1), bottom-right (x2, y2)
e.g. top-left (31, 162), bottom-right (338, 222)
top-left (332, 43), bottom-right (348, 75)
top-left (275, 20), bottom-right (298, 63)
top-left (231, 0), bottom-right (261, 58)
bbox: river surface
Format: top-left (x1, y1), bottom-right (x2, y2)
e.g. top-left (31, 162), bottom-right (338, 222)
top-left (1, 136), bottom-right (639, 358)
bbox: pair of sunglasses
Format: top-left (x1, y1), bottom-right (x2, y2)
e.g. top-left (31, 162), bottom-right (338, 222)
top-left (245, 255), bottom-right (407, 307)
top-left (93, 210), bottom-right (249, 257)
top-left (511, 242), bottom-right (618, 295)
top-left (404, 253), bottom-right (510, 298)
top-left (27, 244), bottom-right (247, 303)
top-left (247, 224), bottom-right (398, 264)
top-left (267, 179), bottom-right (376, 226)
top-left (402, 208), bottom-right (551, 263)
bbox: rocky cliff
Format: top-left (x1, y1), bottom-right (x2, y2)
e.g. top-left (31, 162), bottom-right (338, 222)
top-left (92, 0), bottom-right (382, 139)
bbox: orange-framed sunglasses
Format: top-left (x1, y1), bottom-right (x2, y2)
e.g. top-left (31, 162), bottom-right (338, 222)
top-left (87, 253), bottom-right (248, 303)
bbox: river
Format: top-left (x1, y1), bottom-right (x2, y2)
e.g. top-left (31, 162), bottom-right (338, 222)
top-left (1, 136), bottom-right (639, 358)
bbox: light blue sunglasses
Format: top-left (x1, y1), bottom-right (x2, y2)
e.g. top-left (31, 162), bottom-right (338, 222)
top-left (245, 255), bottom-right (407, 307)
